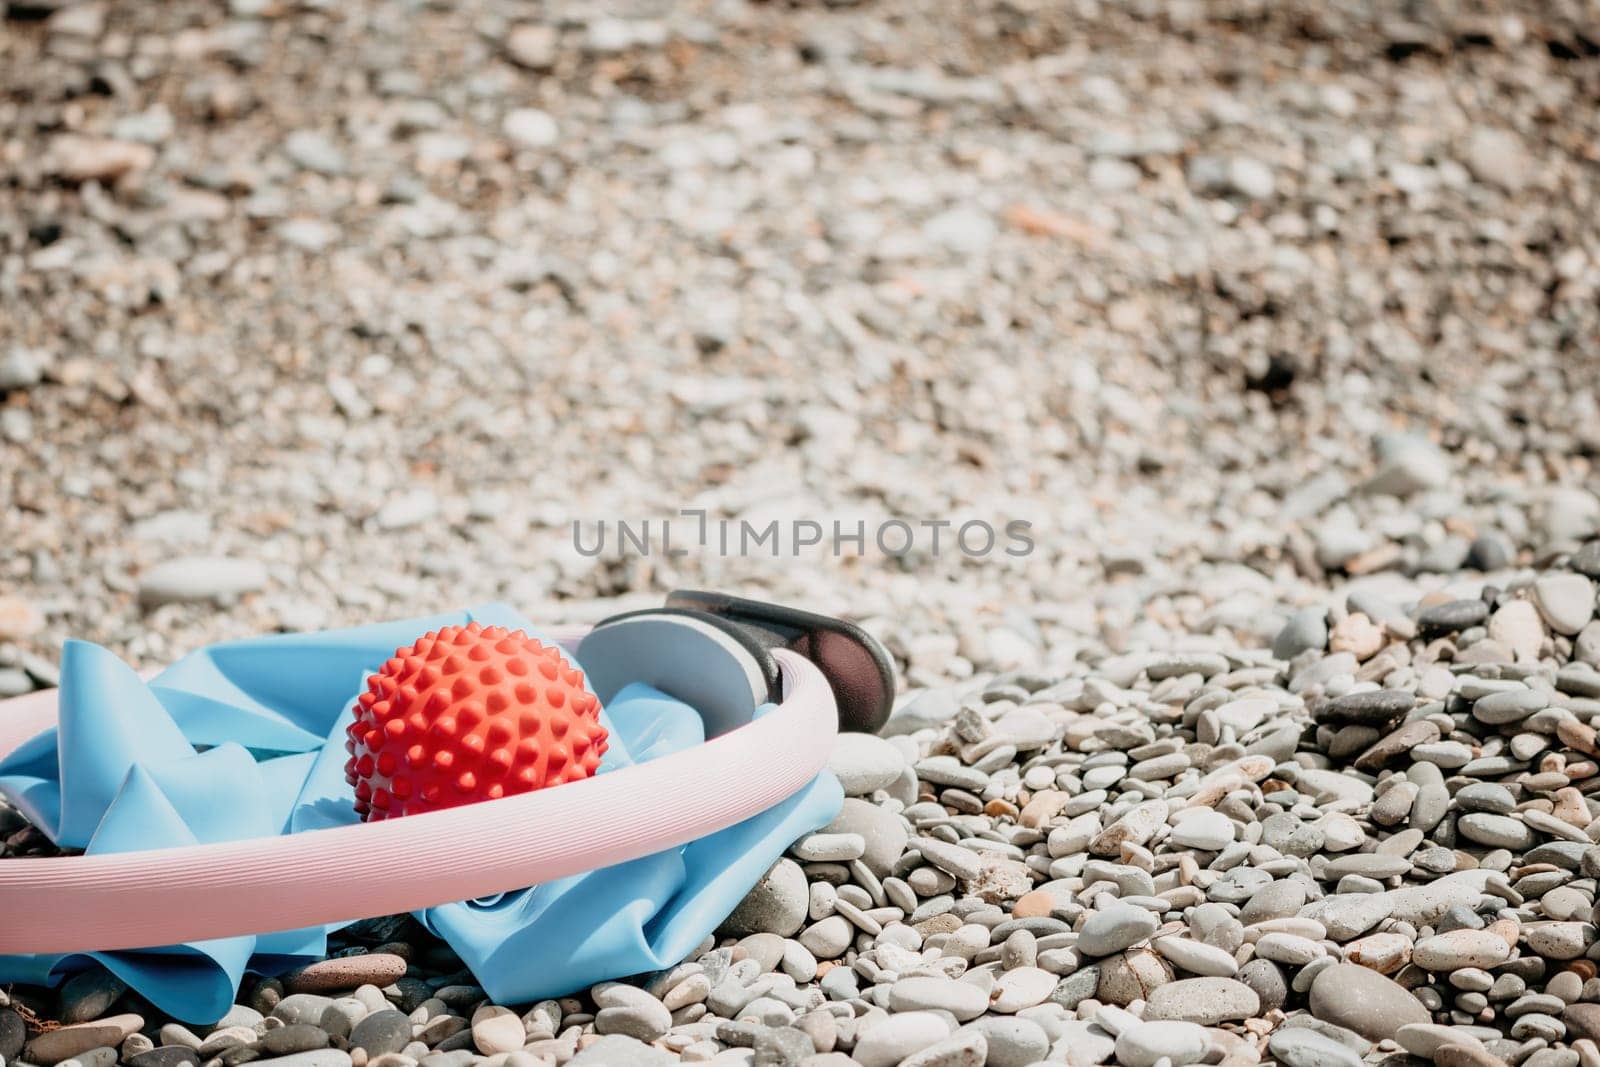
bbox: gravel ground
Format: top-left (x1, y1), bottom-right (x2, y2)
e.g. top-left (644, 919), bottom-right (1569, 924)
top-left (5, 0), bottom-right (1600, 1063)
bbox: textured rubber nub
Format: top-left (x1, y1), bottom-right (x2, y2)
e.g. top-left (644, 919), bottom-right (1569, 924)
top-left (344, 622), bottom-right (608, 820)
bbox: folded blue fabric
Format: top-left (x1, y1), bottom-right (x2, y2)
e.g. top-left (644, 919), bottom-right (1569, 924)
top-left (0, 605), bottom-right (843, 1022)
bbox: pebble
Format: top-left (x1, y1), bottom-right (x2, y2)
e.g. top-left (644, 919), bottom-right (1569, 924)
top-left (470, 1007), bottom-right (526, 1055)
top-left (569, 1036), bottom-right (674, 1066)
top-left (1418, 599), bottom-right (1490, 636)
top-left (721, 858), bottom-right (809, 937)
top-left (1459, 813), bottom-right (1535, 850)
top-left (960, 1018), bottom-right (1047, 1067)
top-left (349, 1012), bottom-right (412, 1058)
top-left (1144, 977), bottom-right (1260, 1024)
top-left (129, 1049), bottom-right (199, 1067)
top-left (1167, 809), bottom-right (1234, 850)
top-left (25, 1017), bottom-right (144, 1066)
top-left (1077, 904), bottom-right (1157, 958)
top-left (1269, 1028), bottom-right (1364, 1067)
top-left (798, 916), bottom-right (853, 959)
top-left (0, 1010), bottom-right (24, 1062)
top-left (261, 1026), bottom-right (330, 1056)
top-left (888, 978), bottom-right (989, 1021)
top-left (853, 1013), bottom-right (952, 1067)
top-left (1412, 930), bottom-right (1514, 970)
top-left (502, 109), bottom-right (559, 150)
top-left (1152, 936), bottom-right (1238, 977)
top-left (137, 557), bottom-right (268, 607)
top-left (284, 955), bottom-right (407, 994)
top-left (914, 837), bottom-right (982, 882)
top-left (1113, 1020), bottom-right (1209, 1067)
top-left (827, 733), bottom-right (908, 795)
top-left (1275, 608), bottom-right (1329, 659)
top-left (825, 800), bottom-right (907, 878)
top-left (1491, 600), bottom-right (1547, 660)
top-left (989, 968), bottom-right (1057, 1013)
top-left (1535, 575), bottom-right (1597, 635)
top-left (1308, 964), bottom-right (1430, 1041)
top-left (59, 970), bottom-right (128, 1024)
top-left (897, 1031), bottom-right (987, 1067)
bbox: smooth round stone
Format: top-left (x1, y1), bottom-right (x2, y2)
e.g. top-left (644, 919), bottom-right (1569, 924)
top-left (59, 970), bottom-right (128, 1025)
top-left (469, 1007), bottom-right (525, 1056)
top-left (824, 798), bottom-right (908, 878)
top-left (1418, 600), bottom-right (1490, 636)
top-left (272, 996), bottom-right (336, 1026)
top-left (158, 1023), bottom-right (201, 1051)
top-left (137, 557), bottom-right (267, 607)
top-left (1534, 575), bottom-right (1597, 635)
top-left (242, 1054), bottom-right (350, 1067)
top-left (1549, 971), bottom-right (1585, 1004)
top-left (55, 1047), bottom-right (116, 1067)
top-left (827, 733), bottom-right (907, 795)
top-left (349, 1012), bottom-right (412, 1058)
top-left (1457, 783), bottom-right (1516, 814)
top-left (1269, 1028), bottom-right (1363, 1067)
top-left (1345, 932), bottom-right (1413, 974)
top-left (128, 1050), bottom-right (199, 1067)
top-left (1438, 1046), bottom-right (1518, 1067)
top-left (1239, 959), bottom-right (1287, 1012)
top-left (1275, 609), bottom-right (1329, 659)
top-left (1321, 854), bottom-right (1411, 879)
top-left (1255, 933), bottom-right (1324, 966)
top-left (1079, 904), bottom-right (1159, 957)
top-left (990, 967), bottom-right (1057, 1013)
top-left (1189, 902), bottom-right (1244, 952)
top-left (1357, 719), bottom-right (1439, 770)
top-left (1473, 687), bottom-right (1548, 725)
top-left (1307, 893), bottom-right (1393, 941)
top-left (722, 859), bottom-right (809, 937)
top-left (1321, 689), bottom-right (1414, 724)
top-left (1396, 1024), bottom-right (1485, 1059)
top-left (1412, 930), bottom-right (1513, 971)
top-left (894, 1031), bottom-right (987, 1067)
top-left (1152, 936), bottom-right (1239, 977)
top-left (853, 1012), bottom-right (952, 1067)
top-left (1309, 964), bottom-right (1430, 1041)
top-left (888, 977), bottom-right (990, 1021)
top-left (1459, 813), bottom-right (1534, 850)
top-left (261, 1026), bottom-right (330, 1056)
top-left (568, 1036), bottom-right (672, 1066)
top-left (0, 1010), bottom-right (26, 1062)
top-left (994, 707), bottom-right (1059, 749)
top-left (961, 1017), bottom-right (1048, 1067)
top-left (284, 954), bottom-right (407, 994)
top-left (1097, 949), bottom-right (1175, 1007)
top-left (791, 832), bottom-right (866, 862)
top-left (915, 756), bottom-right (989, 791)
top-left (1113, 1021), bottom-right (1209, 1067)
top-left (593, 999), bottom-right (670, 1043)
top-left (799, 916), bottom-right (854, 959)
top-left (1144, 977), bottom-right (1260, 1025)
top-left (25, 1016), bottom-right (144, 1067)
top-left (1241, 880), bottom-right (1307, 925)
top-left (1527, 922), bottom-right (1596, 960)
top-left (1169, 810), bottom-right (1235, 851)
top-left (1565, 1003), bottom-right (1600, 1043)
top-left (914, 837), bottom-right (983, 884)
top-left (1490, 600), bottom-right (1547, 658)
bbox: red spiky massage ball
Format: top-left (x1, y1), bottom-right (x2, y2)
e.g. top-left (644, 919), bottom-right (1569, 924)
top-left (344, 622), bottom-right (608, 820)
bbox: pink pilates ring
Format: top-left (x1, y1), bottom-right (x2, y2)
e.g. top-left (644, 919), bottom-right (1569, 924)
top-left (0, 645), bottom-right (838, 955)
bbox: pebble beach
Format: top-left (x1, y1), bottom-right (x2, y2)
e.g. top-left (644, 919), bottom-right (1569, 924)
top-left (6, 0), bottom-right (1600, 1064)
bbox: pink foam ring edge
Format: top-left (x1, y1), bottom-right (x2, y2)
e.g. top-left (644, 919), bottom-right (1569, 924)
top-left (0, 646), bottom-right (838, 954)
